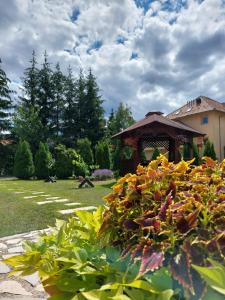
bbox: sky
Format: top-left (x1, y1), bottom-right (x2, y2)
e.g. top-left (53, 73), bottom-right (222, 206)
top-left (1, 0), bottom-right (225, 119)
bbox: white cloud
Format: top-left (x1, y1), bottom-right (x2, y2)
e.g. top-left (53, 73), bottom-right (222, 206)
top-left (1, 0), bottom-right (225, 119)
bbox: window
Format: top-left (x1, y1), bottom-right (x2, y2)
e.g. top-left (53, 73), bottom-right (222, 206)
top-left (202, 116), bottom-right (208, 125)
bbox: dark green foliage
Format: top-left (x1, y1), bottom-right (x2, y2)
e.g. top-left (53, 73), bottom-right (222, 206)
top-left (62, 66), bottom-right (78, 147)
top-left (77, 138), bottom-right (94, 165)
top-left (112, 140), bottom-right (122, 173)
top-left (20, 50), bottom-right (39, 108)
top-left (0, 59), bottom-right (13, 135)
top-left (54, 144), bottom-right (87, 179)
top-left (51, 63), bottom-right (66, 142)
top-left (210, 142), bottom-right (217, 160)
top-left (151, 147), bottom-right (160, 160)
top-left (203, 140), bottom-right (217, 160)
top-left (13, 105), bottom-right (44, 153)
top-left (107, 102), bottom-right (135, 137)
top-left (182, 144), bottom-right (189, 161)
top-left (13, 141), bottom-right (34, 179)
top-left (203, 140), bottom-right (211, 157)
top-left (34, 142), bottom-right (52, 179)
top-left (0, 143), bottom-right (16, 176)
top-left (193, 143), bottom-right (201, 165)
top-left (81, 69), bottom-right (105, 145)
top-left (95, 140), bottom-right (111, 169)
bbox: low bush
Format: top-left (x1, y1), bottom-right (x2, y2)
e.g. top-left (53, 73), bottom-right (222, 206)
top-left (91, 169), bottom-right (114, 180)
top-left (13, 140), bottom-right (34, 179)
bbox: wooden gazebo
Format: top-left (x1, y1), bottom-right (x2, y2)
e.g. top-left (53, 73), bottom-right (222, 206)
top-left (113, 112), bottom-right (204, 174)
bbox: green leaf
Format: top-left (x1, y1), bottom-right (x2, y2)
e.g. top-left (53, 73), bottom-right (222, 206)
top-left (111, 295), bottom-right (131, 300)
top-left (145, 268), bottom-right (173, 292)
top-left (56, 276), bottom-right (86, 292)
top-left (192, 262), bottom-right (225, 293)
top-left (203, 287), bottom-right (225, 300)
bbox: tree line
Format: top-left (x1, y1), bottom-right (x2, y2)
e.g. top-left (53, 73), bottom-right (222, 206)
top-left (0, 52), bottom-right (135, 176)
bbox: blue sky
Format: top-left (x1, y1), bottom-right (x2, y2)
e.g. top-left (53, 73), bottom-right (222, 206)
top-left (1, 0), bottom-right (225, 119)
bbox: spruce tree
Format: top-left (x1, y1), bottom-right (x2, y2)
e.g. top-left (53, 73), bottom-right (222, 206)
top-left (13, 140), bottom-right (34, 179)
top-left (37, 51), bottom-right (53, 139)
top-left (35, 142), bottom-right (52, 179)
top-left (182, 144), bottom-right (189, 160)
top-left (84, 69), bottom-right (105, 145)
top-left (0, 59), bottom-right (13, 136)
top-left (13, 105), bottom-right (44, 153)
top-left (20, 50), bottom-right (39, 107)
top-left (193, 143), bottom-right (201, 166)
top-left (77, 70), bottom-right (86, 140)
top-left (95, 140), bottom-right (111, 169)
top-left (151, 148), bottom-right (160, 160)
top-left (62, 66), bottom-right (78, 146)
top-left (210, 142), bottom-right (217, 160)
top-left (203, 140), bottom-right (212, 157)
top-left (77, 138), bottom-right (93, 166)
top-left (51, 63), bottom-right (66, 141)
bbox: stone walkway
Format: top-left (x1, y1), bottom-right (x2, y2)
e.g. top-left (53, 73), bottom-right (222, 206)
top-left (0, 230), bottom-right (51, 299)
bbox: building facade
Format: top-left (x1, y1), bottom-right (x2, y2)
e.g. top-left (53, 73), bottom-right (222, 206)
top-left (167, 96), bottom-right (225, 161)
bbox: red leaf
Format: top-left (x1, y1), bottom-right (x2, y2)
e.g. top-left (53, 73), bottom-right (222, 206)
top-left (139, 246), bottom-right (164, 275)
top-left (159, 195), bottom-right (173, 221)
top-left (123, 219), bottom-right (139, 230)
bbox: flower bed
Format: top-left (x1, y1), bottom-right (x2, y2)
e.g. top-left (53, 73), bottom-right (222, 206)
top-left (5, 155), bottom-right (225, 299)
top-left (91, 169), bottom-right (114, 180)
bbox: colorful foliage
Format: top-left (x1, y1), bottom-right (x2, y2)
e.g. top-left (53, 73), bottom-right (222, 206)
top-left (101, 155), bottom-right (225, 298)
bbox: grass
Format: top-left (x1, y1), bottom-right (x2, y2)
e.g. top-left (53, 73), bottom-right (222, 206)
top-left (0, 178), bottom-right (115, 238)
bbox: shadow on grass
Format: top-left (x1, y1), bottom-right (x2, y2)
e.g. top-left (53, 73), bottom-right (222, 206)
top-left (99, 181), bottom-right (115, 189)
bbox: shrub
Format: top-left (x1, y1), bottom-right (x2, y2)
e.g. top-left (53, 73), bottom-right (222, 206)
top-left (193, 143), bottom-right (201, 165)
top-left (34, 142), bottom-right (52, 179)
top-left (54, 145), bottom-right (88, 179)
top-left (112, 139), bottom-right (122, 172)
top-left (13, 140), bottom-right (34, 179)
top-left (151, 147), bottom-right (160, 160)
top-left (92, 169), bottom-right (114, 180)
top-left (101, 155), bottom-right (225, 298)
top-left (182, 144), bottom-right (189, 160)
top-left (77, 138), bottom-right (94, 166)
top-left (210, 142), bottom-right (217, 160)
top-left (95, 140), bottom-right (111, 169)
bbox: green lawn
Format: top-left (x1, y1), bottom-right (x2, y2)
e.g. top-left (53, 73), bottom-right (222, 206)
top-left (0, 178), bottom-right (115, 238)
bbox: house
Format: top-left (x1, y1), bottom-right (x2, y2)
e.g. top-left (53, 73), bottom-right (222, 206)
top-left (167, 96), bottom-right (225, 161)
top-left (113, 111), bottom-right (204, 175)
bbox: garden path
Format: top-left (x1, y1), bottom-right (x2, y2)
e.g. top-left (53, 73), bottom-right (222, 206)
top-left (0, 229), bottom-right (50, 299)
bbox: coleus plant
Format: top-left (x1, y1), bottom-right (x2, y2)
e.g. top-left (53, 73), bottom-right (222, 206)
top-left (5, 207), bottom-right (175, 300)
top-left (100, 155), bottom-right (225, 299)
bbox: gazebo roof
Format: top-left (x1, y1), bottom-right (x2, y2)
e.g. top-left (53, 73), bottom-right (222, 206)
top-left (113, 111), bottom-right (204, 138)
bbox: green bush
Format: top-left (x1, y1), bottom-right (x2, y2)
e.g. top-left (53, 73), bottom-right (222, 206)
top-left (54, 144), bottom-right (88, 179)
top-left (77, 138), bottom-right (94, 166)
top-left (112, 140), bottom-right (122, 173)
top-left (203, 140), bottom-right (217, 160)
top-left (34, 142), bottom-right (52, 179)
top-left (210, 142), bottom-right (217, 160)
top-left (193, 143), bottom-right (201, 165)
top-left (13, 140), bottom-right (34, 179)
top-left (0, 142), bottom-right (16, 176)
top-left (95, 140), bottom-right (111, 169)
top-left (151, 147), bottom-right (160, 160)
top-left (182, 144), bottom-right (189, 160)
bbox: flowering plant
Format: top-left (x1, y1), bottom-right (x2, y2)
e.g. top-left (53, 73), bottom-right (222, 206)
top-left (92, 169), bottom-right (114, 180)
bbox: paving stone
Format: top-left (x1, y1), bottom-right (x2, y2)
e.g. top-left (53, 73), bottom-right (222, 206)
top-left (0, 261), bottom-right (11, 273)
top-left (8, 245), bottom-right (24, 254)
top-left (35, 283), bottom-right (45, 292)
top-left (2, 254), bottom-right (16, 259)
top-left (59, 206), bottom-right (96, 215)
top-left (46, 197), bottom-right (60, 200)
top-left (22, 272), bottom-right (40, 286)
top-left (0, 280), bottom-right (32, 295)
top-left (32, 192), bottom-right (44, 195)
top-left (23, 196), bottom-right (39, 199)
top-left (54, 199), bottom-right (68, 203)
top-left (65, 202), bottom-right (81, 206)
top-left (0, 243), bottom-right (7, 250)
top-left (37, 200), bottom-right (54, 205)
top-left (6, 238), bottom-right (22, 245)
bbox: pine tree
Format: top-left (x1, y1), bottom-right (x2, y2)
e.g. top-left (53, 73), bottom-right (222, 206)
top-left (20, 50), bottom-right (39, 107)
top-left (35, 142), bottom-right (52, 179)
top-left (51, 63), bottom-right (66, 142)
top-left (77, 138), bottom-right (94, 166)
top-left (62, 66), bottom-right (78, 146)
top-left (193, 143), bottom-right (201, 165)
top-left (13, 140), bottom-right (34, 179)
top-left (0, 59), bottom-right (13, 136)
top-left (151, 148), bottom-right (160, 160)
top-left (37, 51), bottom-right (53, 139)
top-left (84, 69), bottom-right (105, 145)
top-left (77, 69), bottom-right (87, 140)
